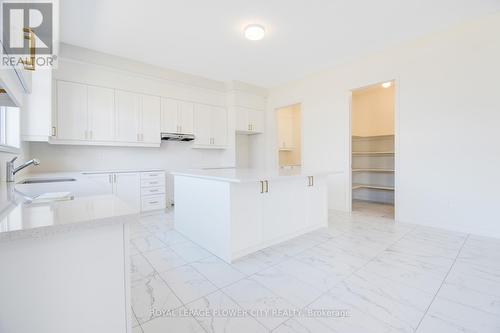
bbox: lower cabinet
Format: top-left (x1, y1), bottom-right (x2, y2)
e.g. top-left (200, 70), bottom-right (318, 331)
top-left (85, 172), bottom-right (140, 212)
top-left (85, 171), bottom-right (166, 212)
top-left (140, 171), bottom-right (166, 212)
top-left (230, 176), bottom-right (326, 254)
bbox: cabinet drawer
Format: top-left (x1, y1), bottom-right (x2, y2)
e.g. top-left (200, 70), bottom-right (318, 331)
top-left (140, 171), bottom-right (165, 180)
top-left (141, 195), bottom-right (166, 211)
top-left (141, 178), bottom-right (164, 187)
top-left (141, 186), bottom-right (165, 196)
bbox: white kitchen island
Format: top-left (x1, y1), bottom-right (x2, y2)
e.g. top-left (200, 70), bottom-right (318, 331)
top-left (172, 168), bottom-right (336, 263)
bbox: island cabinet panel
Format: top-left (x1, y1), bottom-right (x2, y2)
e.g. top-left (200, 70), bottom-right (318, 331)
top-left (230, 182), bottom-right (264, 252)
top-left (261, 178), bottom-right (306, 241)
top-left (173, 173), bottom-right (328, 263)
top-left (174, 176), bottom-right (232, 259)
top-left (305, 176), bottom-right (328, 228)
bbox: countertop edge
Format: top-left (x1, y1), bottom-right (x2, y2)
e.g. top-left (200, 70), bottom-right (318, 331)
top-left (170, 170), bottom-right (342, 183)
top-left (0, 212), bottom-right (140, 242)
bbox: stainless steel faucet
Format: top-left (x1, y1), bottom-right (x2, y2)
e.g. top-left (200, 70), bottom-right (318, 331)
top-left (6, 157), bottom-right (40, 182)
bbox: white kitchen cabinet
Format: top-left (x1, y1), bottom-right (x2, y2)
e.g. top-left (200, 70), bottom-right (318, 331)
top-left (193, 104), bottom-right (227, 148)
top-left (211, 106), bottom-right (227, 146)
top-left (116, 91), bottom-right (160, 144)
top-left (56, 81), bottom-right (88, 141)
top-left (85, 172), bottom-right (140, 211)
top-left (161, 98), bottom-right (194, 134)
top-left (179, 101), bottom-right (194, 134)
top-left (173, 172), bottom-right (329, 262)
top-left (85, 171), bottom-right (165, 213)
top-left (262, 179), bottom-right (306, 240)
top-left (87, 86), bottom-right (115, 142)
top-left (140, 171), bottom-right (166, 211)
top-left (161, 98), bottom-right (178, 133)
top-left (114, 173), bottom-right (141, 211)
top-left (235, 106), bottom-right (264, 134)
top-left (115, 90), bottom-right (141, 143)
top-left (140, 95), bottom-right (161, 144)
top-left (84, 173), bottom-right (114, 194)
top-left (304, 176), bottom-right (327, 228)
top-left (21, 69), bottom-right (52, 142)
top-left (193, 104), bottom-right (212, 146)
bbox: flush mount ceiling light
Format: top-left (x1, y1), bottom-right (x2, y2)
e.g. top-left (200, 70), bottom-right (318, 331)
top-left (244, 24), bottom-right (265, 41)
top-left (382, 82), bottom-right (392, 88)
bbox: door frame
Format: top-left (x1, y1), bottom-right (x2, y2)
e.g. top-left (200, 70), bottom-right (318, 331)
top-left (347, 78), bottom-right (400, 220)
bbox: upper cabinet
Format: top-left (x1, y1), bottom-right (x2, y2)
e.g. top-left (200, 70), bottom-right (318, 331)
top-left (88, 86), bottom-right (115, 142)
top-left (193, 104), bottom-right (227, 148)
top-left (54, 81), bottom-right (161, 147)
top-left (235, 106), bottom-right (264, 134)
top-left (115, 90), bottom-right (140, 143)
top-left (56, 81), bottom-right (88, 141)
top-left (52, 79), bottom-right (229, 149)
top-left (229, 86), bottom-right (267, 135)
top-left (140, 95), bottom-right (161, 144)
top-left (160, 98), bottom-right (194, 135)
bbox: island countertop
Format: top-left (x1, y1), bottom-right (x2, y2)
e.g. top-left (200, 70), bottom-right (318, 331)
top-left (170, 167), bottom-right (341, 183)
top-left (0, 172), bottom-right (139, 241)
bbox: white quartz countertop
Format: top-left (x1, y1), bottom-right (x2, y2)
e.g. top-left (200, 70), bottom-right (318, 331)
top-left (170, 168), bottom-right (341, 183)
top-left (0, 172), bottom-right (140, 241)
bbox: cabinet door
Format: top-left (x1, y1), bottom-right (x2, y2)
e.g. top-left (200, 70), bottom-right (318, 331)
top-left (179, 101), bottom-right (194, 134)
top-left (160, 98), bottom-right (179, 133)
top-left (234, 106), bottom-right (249, 132)
top-left (231, 182), bottom-right (263, 253)
top-left (211, 106), bottom-right (227, 146)
top-left (141, 95), bottom-right (161, 143)
top-left (305, 176), bottom-right (328, 227)
top-left (85, 173), bottom-right (114, 194)
top-left (115, 90), bottom-right (140, 142)
top-left (114, 173), bottom-right (141, 212)
top-left (88, 86), bottom-right (115, 142)
top-left (248, 109), bottom-right (264, 133)
top-left (56, 81), bottom-right (88, 140)
top-left (262, 179), bottom-right (305, 241)
top-left (193, 104), bottom-right (212, 145)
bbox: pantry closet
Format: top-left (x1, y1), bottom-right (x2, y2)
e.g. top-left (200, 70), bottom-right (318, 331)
top-left (351, 82), bottom-right (395, 217)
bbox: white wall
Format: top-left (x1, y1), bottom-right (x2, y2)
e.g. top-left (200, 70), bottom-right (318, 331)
top-left (265, 12), bottom-right (500, 238)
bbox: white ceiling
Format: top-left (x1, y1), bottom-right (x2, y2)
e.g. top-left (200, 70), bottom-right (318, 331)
top-left (60, 0), bottom-right (500, 88)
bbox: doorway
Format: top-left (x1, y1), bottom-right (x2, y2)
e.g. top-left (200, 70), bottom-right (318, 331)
top-left (276, 104), bottom-right (302, 169)
top-left (350, 81), bottom-right (395, 218)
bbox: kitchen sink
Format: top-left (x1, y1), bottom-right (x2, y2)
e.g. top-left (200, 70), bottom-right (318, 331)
top-left (18, 177), bottom-right (77, 184)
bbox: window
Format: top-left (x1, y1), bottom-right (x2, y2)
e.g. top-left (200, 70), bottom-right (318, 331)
top-left (0, 106), bottom-right (20, 153)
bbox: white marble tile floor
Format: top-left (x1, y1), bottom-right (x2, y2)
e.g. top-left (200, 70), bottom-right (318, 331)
top-left (129, 208), bottom-right (500, 333)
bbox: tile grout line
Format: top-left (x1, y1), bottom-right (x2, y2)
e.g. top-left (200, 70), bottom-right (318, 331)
top-left (175, 231), bottom-right (346, 331)
top-left (134, 214), bottom-right (411, 331)
top-left (132, 219), bottom-right (208, 332)
top-left (275, 223), bottom-right (418, 330)
top-left (413, 233), bottom-right (471, 333)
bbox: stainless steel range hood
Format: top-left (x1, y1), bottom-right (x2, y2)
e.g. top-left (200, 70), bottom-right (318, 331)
top-left (161, 133), bottom-right (195, 141)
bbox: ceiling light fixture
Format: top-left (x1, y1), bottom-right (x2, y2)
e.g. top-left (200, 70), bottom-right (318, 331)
top-left (244, 24), bottom-right (265, 41)
top-left (382, 82), bottom-right (392, 88)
